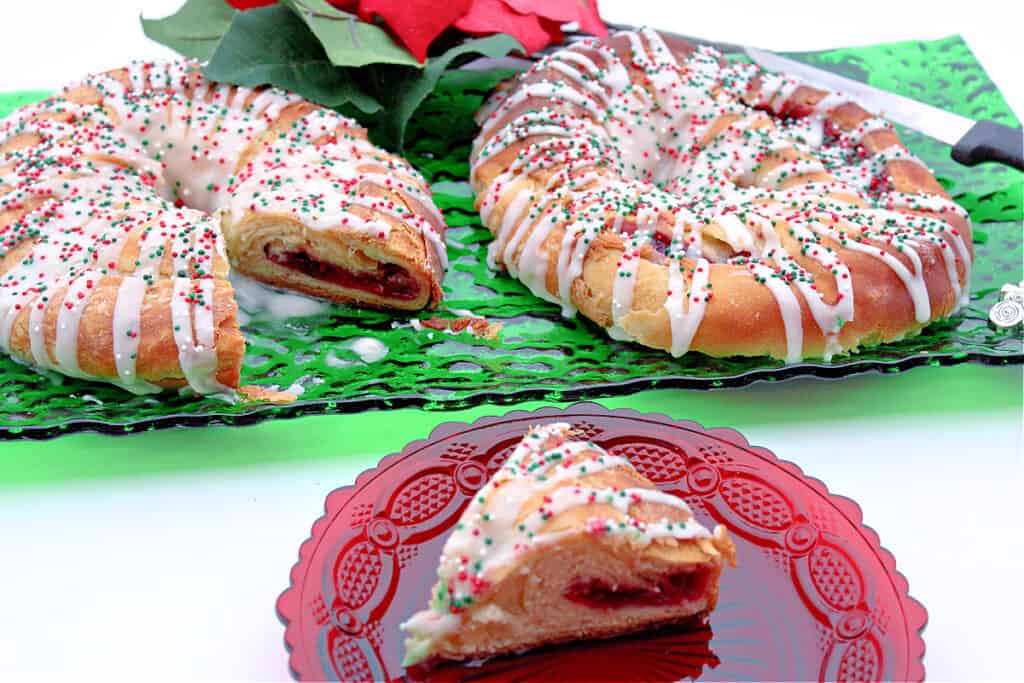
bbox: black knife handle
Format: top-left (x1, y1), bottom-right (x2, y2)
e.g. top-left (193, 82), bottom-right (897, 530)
top-left (951, 120), bottom-right (1024, 171)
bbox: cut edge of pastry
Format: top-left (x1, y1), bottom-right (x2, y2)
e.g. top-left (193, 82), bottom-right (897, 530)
top-left (401, 422), bottom-right (736, 668)
top-left (222, 212), bottom-right (443, 311)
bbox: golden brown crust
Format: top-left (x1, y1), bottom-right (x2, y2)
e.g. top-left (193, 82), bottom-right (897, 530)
top-left (3, 275), bottom-right (244, 389)
top-left (564, 219), bottom-right (968, 359)
top-left (428, 536), bottom-right (726, 663)
top-left (238, 384), bottom-right (297, 404)
top-left (469, 30), bottom-right (972, 361)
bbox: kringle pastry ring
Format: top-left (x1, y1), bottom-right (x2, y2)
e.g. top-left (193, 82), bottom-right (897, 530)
top-left (0, 60), bottom-right (446, 396)
top-left (470, 28), bottom-right (973, 362)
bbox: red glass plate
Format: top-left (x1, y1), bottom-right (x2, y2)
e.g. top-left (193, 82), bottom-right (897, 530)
top-left (277, 404), bottom-right (927, 681)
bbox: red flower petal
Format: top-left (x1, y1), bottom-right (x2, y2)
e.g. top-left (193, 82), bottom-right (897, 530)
top-left (454, 0), bottom-right (563, 55)
top-left (359, 0), bottom-right (473, 62)
top-left (226, 0), bottom-right (278, 9)
top-left (505, 0), bottom-right (608, 39)
top-left (505, 0), bottom-right (575, 22)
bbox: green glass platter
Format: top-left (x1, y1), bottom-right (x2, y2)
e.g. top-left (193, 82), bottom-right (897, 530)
top-left (1, 34), bottom-right (1021, 440)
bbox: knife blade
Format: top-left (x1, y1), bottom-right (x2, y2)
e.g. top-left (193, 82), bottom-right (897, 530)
top-left (742, 47), bottom-right (1023, 171)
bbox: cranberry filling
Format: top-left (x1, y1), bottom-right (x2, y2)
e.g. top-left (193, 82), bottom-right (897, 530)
top-left (265, 247), bottom-right (419, 300)
top-left (649, 229), bottom-right (673, 257)
top-left (615, 218), bottom-right (676, 260)
top-left (564, 568), bottom-right (711, 609)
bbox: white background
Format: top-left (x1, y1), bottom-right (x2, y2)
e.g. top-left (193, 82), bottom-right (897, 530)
top-left (1, 0), bottom-right (1022, 116)
top-left (0, 1), bottom-right (1022, 681)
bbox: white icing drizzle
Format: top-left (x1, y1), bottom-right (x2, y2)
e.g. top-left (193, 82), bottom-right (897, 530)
top-left (609, 228), bottom-right (652, 340)
top-left (170, 277), bottom-right (229, 395)
top-left (746, 260), bottom-right (804, 362)
top-left (760, 158), bottom-right (826, 188)
top-left (28, 288), bottom-right (54, 369)
top-left (666, 256), bottom-right (710, 356)
top-left (339, 336), bottom-right (388, 363)
top-left (847, 116), bottom-right (893, 144)
top-left (514, 209), bottom-right (562, 304)
top-left (557, 219), bottom-right (601, 316)
top-left (229, 271), bottom-right (332, 323)
top-left (54, 271), bottom-right (98, 377)
top-left (486, 182), bottom-right (533, 270)
top-left (111, 276), bottom-right (161, 393)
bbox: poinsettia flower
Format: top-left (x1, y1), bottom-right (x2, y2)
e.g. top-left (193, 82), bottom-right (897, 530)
top-left (356, 0), bottom-right (474, 63)
top-left (352, 0), bottom-right (607, 61)
top-left (232, 0), bottom-right (608, 63)
top-left (454, 0), bottom-right (563, 56)
top-left (225, 0), bottom-right (277, 8)
top-left (505, 0), bottom-right (607, 40)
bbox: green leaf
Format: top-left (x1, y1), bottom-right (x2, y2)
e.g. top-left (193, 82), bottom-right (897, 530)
top-left (203, 3), bottom-right (380, 114)
top-left (286, 0), bottom-right (421, 69)
top-left (436, 67), bottom-right (524, 94)
top-left (140, 0), bottom-right (235, 61)
top-left (373, 34), bottom-right (523, 149)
